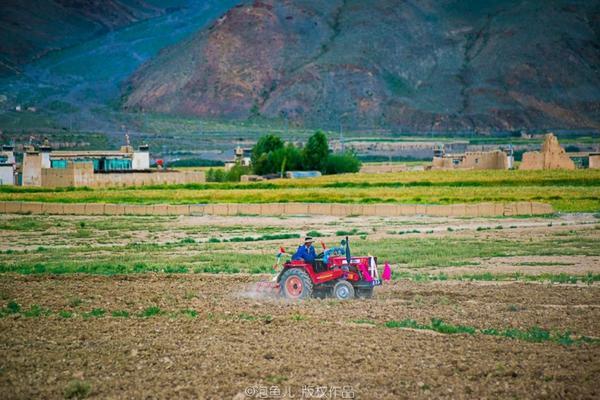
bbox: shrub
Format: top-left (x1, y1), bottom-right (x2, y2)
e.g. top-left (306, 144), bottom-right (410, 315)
top-left (64, 380), bottom-right (91, 399)
top-left (324, 151), bottom-right (361, 175)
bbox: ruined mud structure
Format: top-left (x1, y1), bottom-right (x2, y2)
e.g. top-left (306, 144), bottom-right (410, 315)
top-left (520, 133), bottom-right (575, 170)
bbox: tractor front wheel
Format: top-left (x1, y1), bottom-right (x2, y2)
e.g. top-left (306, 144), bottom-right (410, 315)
top-left (332, 280), bottom-right (355, 300)
top-left (280, 268), bottom-right (313, 300)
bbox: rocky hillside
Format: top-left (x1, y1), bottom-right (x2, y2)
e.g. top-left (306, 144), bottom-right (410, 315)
top-left (0, 0), bottom-right (184, 75)
top-left (124, 0), bottom-right (600, 132)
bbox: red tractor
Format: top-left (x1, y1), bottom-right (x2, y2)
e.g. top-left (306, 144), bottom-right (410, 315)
top-left (262, 237), bottom-right (385, 300)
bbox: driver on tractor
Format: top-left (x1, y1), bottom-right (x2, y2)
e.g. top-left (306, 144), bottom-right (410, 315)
top-left (292, 237), bottom-right (316, 263)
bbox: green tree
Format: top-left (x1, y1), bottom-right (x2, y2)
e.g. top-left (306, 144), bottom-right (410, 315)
top-left (324, 151), bottom-right (362, 174)
top-left (251, 134), bottom-right (284, 175)
top-left (302, 131), bottom-right (329, 171)
top-left (268, 144), bottom-right (303, 176)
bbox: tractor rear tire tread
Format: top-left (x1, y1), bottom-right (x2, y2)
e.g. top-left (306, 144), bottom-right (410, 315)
top-left (280, 268), bottom-right (313, 299)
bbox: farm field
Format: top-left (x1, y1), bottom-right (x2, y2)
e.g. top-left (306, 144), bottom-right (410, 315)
top-left (1, 212), bottom-right (599, 398)
top-left (1, 169), bottom-right (599, 212)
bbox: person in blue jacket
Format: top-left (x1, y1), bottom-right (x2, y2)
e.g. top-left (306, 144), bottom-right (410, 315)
top-left (292, 237), bottom-right (316, 262)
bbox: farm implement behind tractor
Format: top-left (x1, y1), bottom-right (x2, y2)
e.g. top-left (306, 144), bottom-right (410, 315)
top-left (257, 237), bottom-right (392, 300)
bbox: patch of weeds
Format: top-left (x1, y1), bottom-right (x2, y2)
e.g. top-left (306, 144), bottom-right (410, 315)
top-left (385, 318), bottom-right (474, 335)
top-left (306, 230), bottom-right (324, 237)
top-left (163, 265), bottom-right (188, 274)
top-left (291, 313), bottom-right (305, 321)
top-left (64, 379), bottom-right (91, 399)
top-left (208, 238), bottom-right (221, 243)
top-left (360, 235), bottom-right (367, 240)
top-left (260, 233), bottom-right (301, 241)
top-left (507, 304), bottom-right (520, 312)
top-left (24, 304), bottom-right (52, 317)
top-left (78, 221), bottom-right (86, 229)
top-left (111, 310), bottom-right (130, 318)
top-left (447, 227), bottom-right (454, 232)
top-left (36, 246), bottom-right (48, 252)
top-left (59, 310), bottom-right (73, 318)
top-left (139, 306), bottom-right (162, 318)
top-left (181, 309), bottom-right (198, 318)
top-left (263, 315), bottom-right (273, 323)
top-left (336, 228), bottom-right (359, 236)
top-left (180, 237), bottom-right (196, 244)
top-left (495, 225), bottom-right (503, 229)
top-left (352, 319), bottom-right (376, 325)
top-left (238, 312), bottom-right (256, 321)
top-left (83, 308), bottom-right (105, 318)
top-left (431, 318), bottom-right (476, 335)
top-left (5, 300), bottom-right (20, 314)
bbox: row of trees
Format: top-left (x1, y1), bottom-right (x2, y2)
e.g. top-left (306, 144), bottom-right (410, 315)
top-left (251, 131), bottom-right (361, 176)
top-left (206, 131), bottom-right (361, 182)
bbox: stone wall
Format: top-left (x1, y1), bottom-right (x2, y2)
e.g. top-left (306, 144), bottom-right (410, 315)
top-left (519, 133), bottom-right (575, 170)
top-left (0, 201), bottom-right (554, 217)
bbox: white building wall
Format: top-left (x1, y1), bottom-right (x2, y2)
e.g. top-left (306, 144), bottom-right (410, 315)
top-left (41, 151), bottom-right (51, 168)
top-left (132, 151), bottom-right (150, 170)
top-left (0, 165), bottom-right (14, 185)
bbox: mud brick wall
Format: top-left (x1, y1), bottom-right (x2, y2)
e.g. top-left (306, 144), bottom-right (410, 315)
top-left (0, 201), bottom-right (554, 217)
top-left (589, 154), bottom-right (600, 169)
top-left (39, 162), bottom-right (206, 188)
top-left (360, 164), bottom-right (408, 174)
top-left (432, 150), bottom-right (509, 170)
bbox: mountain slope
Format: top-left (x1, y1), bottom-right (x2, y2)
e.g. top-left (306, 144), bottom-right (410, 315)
top-left (124, 0), bottom-right (600, 132)
top-left (0, 0), bottom-right (186, 76)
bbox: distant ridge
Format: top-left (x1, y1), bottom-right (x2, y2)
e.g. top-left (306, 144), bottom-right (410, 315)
top-left (124, 0), bottom-right (600, 132)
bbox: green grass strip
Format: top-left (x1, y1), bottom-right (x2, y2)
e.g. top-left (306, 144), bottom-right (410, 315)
top-left (384, 318), bottom-right (599, 345)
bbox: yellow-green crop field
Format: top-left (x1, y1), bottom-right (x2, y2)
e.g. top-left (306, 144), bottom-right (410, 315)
top-left (1, 169), bottom-right (598, 212)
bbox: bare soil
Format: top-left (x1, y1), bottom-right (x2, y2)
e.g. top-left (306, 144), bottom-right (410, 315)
top-left (1, 274), bottom-right (599, 399)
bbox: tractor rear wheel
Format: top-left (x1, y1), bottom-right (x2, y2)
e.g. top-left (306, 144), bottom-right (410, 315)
top-left (332, 280), bottom-right (355, 300)
top-left (280, 268), bottom-right (313, 300)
